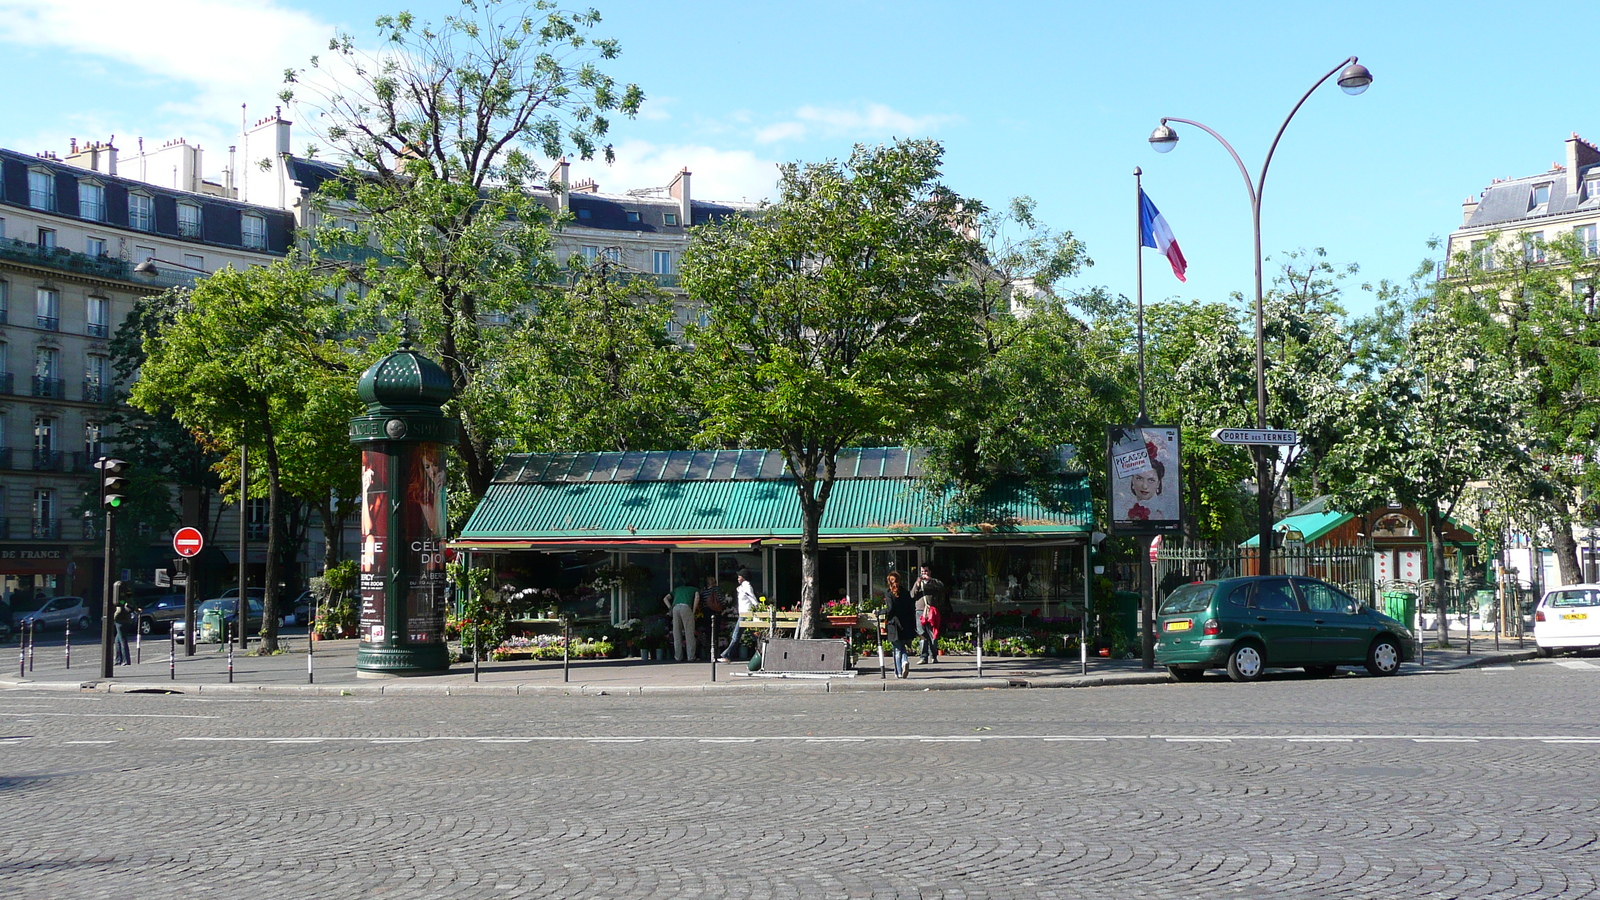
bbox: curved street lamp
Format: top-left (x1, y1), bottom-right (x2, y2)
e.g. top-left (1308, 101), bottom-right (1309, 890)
top-left (1148, 56), bottom-right (1372, 575)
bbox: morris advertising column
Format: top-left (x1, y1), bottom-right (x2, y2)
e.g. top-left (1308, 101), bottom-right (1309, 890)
top-left (349, 342), bottom-right (457, 676)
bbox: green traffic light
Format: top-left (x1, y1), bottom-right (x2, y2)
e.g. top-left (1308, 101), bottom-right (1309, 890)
top-left (106, 495), bottom-right (124, 509)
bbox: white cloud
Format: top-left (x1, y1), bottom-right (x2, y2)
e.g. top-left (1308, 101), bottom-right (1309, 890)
top-left (566, 140), bottom-right (780, 204)
top-left (0, 0), bottom-right (334, 162)
top-left (754, 102), bottom-right (961, 144)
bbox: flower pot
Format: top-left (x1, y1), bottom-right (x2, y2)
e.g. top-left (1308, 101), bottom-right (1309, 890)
top-left (827, 615), bottom-right (862, 627)
top-left (1097, 648), bottom-right (1111, 658)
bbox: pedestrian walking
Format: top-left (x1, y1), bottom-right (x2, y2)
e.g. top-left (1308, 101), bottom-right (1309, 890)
top-left (884, 570), bottom-right (915, 678)
top-left (719, 570), bottom-right (757, 662)
top-left (664, 578), bottom-right (699, 661)
top-left (913, 564), bottom-right (947, 664)
top-left (113, 598), bottom-right (134, 666)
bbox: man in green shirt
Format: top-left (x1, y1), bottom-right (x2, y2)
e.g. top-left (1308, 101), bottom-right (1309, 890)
top-left (664, 579), bottom-right (700, 661)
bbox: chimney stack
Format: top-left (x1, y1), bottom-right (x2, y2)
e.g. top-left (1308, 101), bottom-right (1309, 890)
top-left (1568, 132), bottom-right (1600, 195)
top-left (668, 167), bottom-right (692, 227)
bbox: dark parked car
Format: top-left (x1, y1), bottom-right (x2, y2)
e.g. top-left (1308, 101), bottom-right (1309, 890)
top-left (1155, 575), bottom-right (1418, 682)
top-left (18, 596), bottom-right (96, 633)
top-left (171, 597), bottom-right (282, 644)
top-left (138, 594), bottom-right (191, 635)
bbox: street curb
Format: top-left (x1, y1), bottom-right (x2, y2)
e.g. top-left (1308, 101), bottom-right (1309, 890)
top-left (1, 653), bottom-right (1535, 696)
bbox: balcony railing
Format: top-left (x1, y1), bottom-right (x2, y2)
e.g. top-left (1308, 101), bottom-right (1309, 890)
top-left (65, 452), bottom-right (93, 474)
top-left (32, 376), bottom-right (65, 399)
top-left (0, 237), bottom-right (201, 289)
top-left (83, 380), bottom-right (109, 403)
top-left (31, 518), bottom-right (60, 540)
top-left (35, 314), bottom-right (58, 331)
top-left (86, 322), bottom-right (108, 338)
top-left (32, 450), bottom-right (63, 471)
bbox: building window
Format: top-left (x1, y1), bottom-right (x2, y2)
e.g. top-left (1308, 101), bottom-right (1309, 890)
top-left (28, 169), bottom-right (54, 211)
top-left (129, 193), bottom-right (154, 231)
top-left (663, 212), bottom-right (678, 226)
top-left (241, 214), bottom-right (267, 250)
top-left (134, 246), bottom-right (155, 266)
top-left (580, 245), bottom-right (599, 262)
top-left (653, 250), bottom-right (672, 275)
top-left (85, 237), bottom-right (106, 258)
top-left (1470, 239), bottom-right (1494, 270)
top-left (34, 347), bottom-right (60, 399)
top-left (575, 208), bottom-right (592, 220)
top-left (1524, 232), bottom-right (1546, 264)
top-left (79, 181), bottom-right (105, 221)
top-left (178, 203), bottom-right (202, 238)
top-left (1587, 176), bottom-right (1600, 202)
top-left (247, 496), bottom-right (269, 540)
top-left (36, 228), bottom-right (55, 251)
top-left (86, 296), bottom-right (109, 338)
top-left (32, 488), bottom-right (54, 538)
top-left (0, 216), bottom-right (6, 239)
top-left (182, 254), bottom-right (205, 272)
top-left (1579, 224), bottom-right (1598, 258)
top-left (35, 288), bottom-right (59, 330)
top-left (1576, 280), bottom-right (1596, 315)
top-left (85, 355), bottom-right (109, 403)
top-left (84, 422), bottom-right (103, 459)
top-left (0, 280), bottom-right (7, 324)
top-left (625, 210), bottom-right (641, 223)
top-left (1531, 183), bottom-right (1551, 209)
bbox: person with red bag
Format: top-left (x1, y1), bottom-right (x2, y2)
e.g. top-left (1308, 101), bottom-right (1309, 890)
top-left (913, 565), bottom-right (946, 664)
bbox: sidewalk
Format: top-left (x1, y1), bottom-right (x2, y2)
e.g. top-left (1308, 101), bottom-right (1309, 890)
top-left (0, 630), bottom-right (1539, 696)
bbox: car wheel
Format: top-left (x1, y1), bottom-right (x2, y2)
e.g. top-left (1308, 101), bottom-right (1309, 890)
top-left (1304, 665), bottom-right (1338, 678)
top-left (1226, 643), bottom-right (1265, 683)
top-left (139, 617), bottom-right (154, 636)
top-left (1536, 645), bottom-right (1554, 658)
top-left (1365, 637), bottom-right (1402, 676)
top-left (1167, 666), bottom-right (1205, 683)
top-left (77, 616), bottom-right (92, 631)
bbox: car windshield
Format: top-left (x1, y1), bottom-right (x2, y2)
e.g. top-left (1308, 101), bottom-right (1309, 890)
top-left (1159, 583), bottom-right (1212, 615)
top-left (1545, 590), bottom-right (1600, 608)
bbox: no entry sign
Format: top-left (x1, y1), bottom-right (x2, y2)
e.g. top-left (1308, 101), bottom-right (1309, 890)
top-left (173, 527), bottom-right (205, 558)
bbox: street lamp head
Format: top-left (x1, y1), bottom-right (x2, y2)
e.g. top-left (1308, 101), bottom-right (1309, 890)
top-left (1337, 61), bottom-right (1373, 95)
top-left (1148, 122), bottom-right (1179, 153)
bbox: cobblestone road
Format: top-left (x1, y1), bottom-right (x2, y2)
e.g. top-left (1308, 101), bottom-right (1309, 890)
top-left (3, 660), bottom-right (1598, 899)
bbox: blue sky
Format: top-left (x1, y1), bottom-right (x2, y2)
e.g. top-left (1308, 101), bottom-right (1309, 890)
top-left (0, 0), bottom-right (1583, 316)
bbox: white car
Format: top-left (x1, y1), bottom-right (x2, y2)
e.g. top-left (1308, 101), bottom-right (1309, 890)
top-left (1533, 584), bottom-right (1600, 656)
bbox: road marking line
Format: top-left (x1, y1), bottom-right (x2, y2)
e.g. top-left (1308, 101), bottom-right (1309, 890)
top-left (1481, 667), bottom-right (1515, 672)
top-left (1413, 738), bottom-right (1479, 743)
top-left (586, 738), bottom-right (644, 743)
top-left (921, 738), bottom-right (981, 743)
top-left (1166, 738), bottom-right (1232, 743)
top-left (697, 739), bottom-right (757, 743)
top-left (14, 713), bottom-right (218, 719)
top-left (805, 738), bottom-right (866, 743)
top-left (1286, 738), bottom-right (1354, 743)
top-left (370, 739), bottom-right (423, 744)
top-left (1541, 738), bottom-right (1600, 744)
top-left (63, 740), bottom-right (116, 744)
top-left (1043, 737), bottom-right (1108, 742)
top-left (1557, 660), bottom-right (1600, 669)
top-left (476, 738), bottom-right (533, 743)
top-left (267, 739), bottom-right (324, 744)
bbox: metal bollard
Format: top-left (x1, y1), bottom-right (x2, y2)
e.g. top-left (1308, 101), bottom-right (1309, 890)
top-left (17, 631), bottom-right (23, 678)
top-left (136, 627), bottom-right (142, 665)
top-left (27, 621), bottom-right (34, 672)
top-left (169, 633), bottom-right (176, 681)
top-left (308, 647), bottom-right (314, 684)
top-left (64, 621), bottom-right (71, 670)
top-left (227, 645), bottom-right (234, 683)
top-left (710, 614), bottom-right (718, 682)
top-left (975, 614), bottom-right (984, 678)
top-left (562, 619), bottom-right (570, 684)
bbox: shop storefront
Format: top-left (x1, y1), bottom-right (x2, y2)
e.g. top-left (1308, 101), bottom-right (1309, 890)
top-left (450, 449), bottom-right (1095, 625)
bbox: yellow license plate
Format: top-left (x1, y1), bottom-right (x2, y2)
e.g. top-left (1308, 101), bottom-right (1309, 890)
top-left (1562, 613), bottom-right (1589, 620)
top-left (1165, 620), bottom-right (1192, 632)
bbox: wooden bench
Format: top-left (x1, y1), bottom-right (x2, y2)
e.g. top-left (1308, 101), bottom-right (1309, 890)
top-left (735, 609), bottom-right (804, 637)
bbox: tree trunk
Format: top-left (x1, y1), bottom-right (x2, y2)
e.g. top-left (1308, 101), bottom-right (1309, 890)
top-left (1429, 512), bottom-right (1451, 647)
top-left (795, 488), bottom-right (824, 640)
top-left (1548, 493), bottom-right (1583, 586)
top-left (260, 409), bottom-right (282, 652)
top-left (323, 492), bottom-right (343, 572)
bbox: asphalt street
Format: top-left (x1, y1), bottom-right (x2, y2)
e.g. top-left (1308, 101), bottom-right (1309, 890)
top-left (3, 659), bottom-right (1598, 899)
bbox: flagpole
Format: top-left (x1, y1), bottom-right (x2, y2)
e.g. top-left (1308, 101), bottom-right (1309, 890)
top-left (1134, 167), bottom-right (1149, 427)
top-left (1134, 168), bottom-right (1155, 670)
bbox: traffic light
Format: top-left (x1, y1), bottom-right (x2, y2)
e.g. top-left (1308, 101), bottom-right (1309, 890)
top-left (96, 457), bottom-right (128, 511)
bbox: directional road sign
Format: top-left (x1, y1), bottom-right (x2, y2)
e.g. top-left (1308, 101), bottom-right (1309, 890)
top-left (1211, 428), bottom-right (1299, 446)
top-left (173, 527), bottom-right (205, 558)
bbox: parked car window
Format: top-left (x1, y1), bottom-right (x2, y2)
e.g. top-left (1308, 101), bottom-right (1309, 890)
top-left (1297, 579), bottom-right (1356, 614)
top-left (1159, 583), bottom-right (1212, 615)
top-left (1253, 578), bottom-right (1300, 611)
top-left (1225, 582), bottom-right (1253, 607)
top-left (1544, 590), bottom-right (1600, 608)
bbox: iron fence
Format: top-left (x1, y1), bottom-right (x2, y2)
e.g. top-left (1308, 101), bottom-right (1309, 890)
top-left (1152, 539), bottom-right (1378, 605)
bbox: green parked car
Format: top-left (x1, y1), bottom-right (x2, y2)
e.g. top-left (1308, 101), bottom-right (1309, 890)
top-left (1155, 575), bottom-right (1417, 683)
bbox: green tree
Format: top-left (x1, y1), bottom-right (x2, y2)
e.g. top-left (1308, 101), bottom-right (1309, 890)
top-left (129, 262), bottom-right (366, 651)
top-left (283, 0), bottom-right (643, 499)
top-left (681, 139), bottom-right (981, 637)
top-left (504, 255), bottom-right (694, 452)
top-left (1325, 306), bottom-right (1532, 645)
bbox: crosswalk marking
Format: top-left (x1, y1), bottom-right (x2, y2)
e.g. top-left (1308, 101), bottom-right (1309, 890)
top-left (1556, 660), bottom-right (1600, 670)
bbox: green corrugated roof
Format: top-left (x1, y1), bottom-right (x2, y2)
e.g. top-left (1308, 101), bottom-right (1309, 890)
top-left (458, 450), bottom-right (1090, 543)
top-left (1239, 510), bottom-right (1353, 547)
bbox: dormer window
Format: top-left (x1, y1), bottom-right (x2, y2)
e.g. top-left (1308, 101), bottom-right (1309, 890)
top-left (177, 202), bottom-right (202, 238)
top-left (78, 181), bottom-right (105, 221)
top-left (663, 212), bottom-right (678, 226)
top-left (1587, 175), bottom-right (1600, 202)
top-left (129, 192), bottom-right (154, 231)
top-left (625, 210), bottom-right (641, 223)
top-left (1531, 182), bottom-right (1551, 209)
top-left (27, 168), bottom-right (54, 211)
top-left (575, 208), bottom-right (592, 220)
top-left (241, 214), bottom-right (267, 250)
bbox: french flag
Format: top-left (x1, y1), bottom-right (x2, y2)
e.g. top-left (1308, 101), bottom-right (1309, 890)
top-left (1139, 189), bottom-right (1188, 282)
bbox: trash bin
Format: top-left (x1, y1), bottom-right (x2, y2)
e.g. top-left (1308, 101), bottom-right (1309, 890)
top-left (1382, 591), bottom-right (1417, 628)
top-left (201, 607), bottom-right (226, 643)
